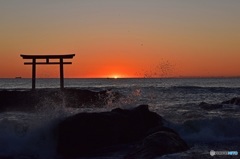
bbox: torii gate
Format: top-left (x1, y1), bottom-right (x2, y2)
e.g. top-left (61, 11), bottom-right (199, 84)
top-left (20, 54), bottom-right (75, 89)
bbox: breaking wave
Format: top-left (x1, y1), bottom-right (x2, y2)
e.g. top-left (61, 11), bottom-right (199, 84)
top-left (169, 117), bottom-right (240, 144)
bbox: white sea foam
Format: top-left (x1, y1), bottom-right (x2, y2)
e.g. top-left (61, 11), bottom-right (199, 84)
top-left (169, 117), bottom-right (240, 143)
top-left (0, 112), bottom-right (59, 159)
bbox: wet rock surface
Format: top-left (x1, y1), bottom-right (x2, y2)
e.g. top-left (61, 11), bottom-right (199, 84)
top-left (199, 97), bottom-right (240, 110)
top-left (222, 97), bottom-right (240, 106)
top-left (0, 88), bottom-right (120, 111)
top-left (125, 128), bottom-right (189, 159)
top-left (56, 105), bottom-right (189, 158)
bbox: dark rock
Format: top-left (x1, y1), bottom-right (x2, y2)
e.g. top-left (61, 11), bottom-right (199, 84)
top-left (222, 97), bottom-right (240, 106)
top-left (0, 89), bottom-right (120, 111)
top-left (125, 127), bottom-right (189, 159)
top-left (199, 102), bottom-right (222, 110)
top-left (57, 105), bottom-right (163, 157)
top-left (0, 90), bottom-right (40, 111)
top-left (0, 156), bottom-right (13, 159)
top-left (199, 97), bottom-right (240, 111)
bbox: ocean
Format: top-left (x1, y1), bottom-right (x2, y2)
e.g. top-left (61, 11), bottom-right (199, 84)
top-left (0, 78), bottom-right (240, 159)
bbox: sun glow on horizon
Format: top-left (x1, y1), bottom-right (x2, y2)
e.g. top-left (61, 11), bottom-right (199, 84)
top-left (112, 75), bottom-right (120, 79)
top-left (108, 74), bottom-right (121, 79)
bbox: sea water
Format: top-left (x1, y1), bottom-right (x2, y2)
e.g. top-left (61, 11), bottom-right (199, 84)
top-left (0, 78), bottom-right (240, 158)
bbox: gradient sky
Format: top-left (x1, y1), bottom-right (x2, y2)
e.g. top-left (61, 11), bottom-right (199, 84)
top-left (0, 0), bottom-right (240, 78)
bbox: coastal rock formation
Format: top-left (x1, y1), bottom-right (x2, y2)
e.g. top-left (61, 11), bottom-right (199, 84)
top-left (0, 89), bottom-right (120, 111)
top-left (56, 105), bottom-right (188, 158)
top-left (57, 105), bottom-right (162, 157)
top-left (222, 97), bottom-right (240, 106)
top-left (199, 97), bottom-right (240, 110)
top-left (125, 128), bottom-right (189, 159)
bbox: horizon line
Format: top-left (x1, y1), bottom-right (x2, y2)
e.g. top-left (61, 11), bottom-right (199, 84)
top-left (1, 76), bottom-right (240, 79)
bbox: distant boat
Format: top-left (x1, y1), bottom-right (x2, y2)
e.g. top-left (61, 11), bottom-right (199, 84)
top-left (15, 77), bottom-right (22, 79)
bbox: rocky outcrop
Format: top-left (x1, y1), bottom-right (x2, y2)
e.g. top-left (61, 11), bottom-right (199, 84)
top-left (57, 105), bottom-right (162, 157)
top-left (0, 89), bottom-right (120, 111)
top-left (222, 97), bottom-right (240, 106)
top-left (125, 127), bottom-right (189, 159)
top-left (199, 97), bottom-right (240, 110)
top-left (56, 105), bottom-right (189, 158)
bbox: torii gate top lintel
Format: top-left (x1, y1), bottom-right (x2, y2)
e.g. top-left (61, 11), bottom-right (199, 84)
top-left (20, 54), bottom-right (75, 59)
top-left (20, 54), bottom-right (75, 89)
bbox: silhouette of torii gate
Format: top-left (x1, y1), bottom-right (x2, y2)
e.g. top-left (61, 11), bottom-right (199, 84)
top-left (21, 54), bottom-right (75, 89)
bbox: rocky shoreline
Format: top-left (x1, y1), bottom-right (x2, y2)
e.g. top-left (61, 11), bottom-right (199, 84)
top-left (0, 88), bottom-right (120, 112)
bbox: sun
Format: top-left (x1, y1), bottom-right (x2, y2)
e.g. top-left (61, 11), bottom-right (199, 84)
top-left (108, 74), bottom-right (124, 79)
top-left (110, 74), bottom-right (120, 79)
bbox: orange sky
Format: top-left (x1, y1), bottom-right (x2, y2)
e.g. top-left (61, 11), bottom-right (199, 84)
top-left (0, 1), bottom-right (240, 78)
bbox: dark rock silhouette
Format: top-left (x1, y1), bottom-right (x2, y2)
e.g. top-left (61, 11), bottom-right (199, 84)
top-left (0, 156), bottom-right (13, 159)
top-left (57, 105), bottom-right (162, 157)
top-left (199, 97), bottom-right (240, 110)
top-left (56, 105), bottom-right (188, 158)
top-left (199, 102), bottom-right (222, 110)
top-left (0, 89), bottom-right (120, 112)
top-left (125, 127), bottom-right (189, 159)
top-left (222, 97), bottom-right (240, 106)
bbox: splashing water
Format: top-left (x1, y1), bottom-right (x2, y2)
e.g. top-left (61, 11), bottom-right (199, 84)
top-left (140, 59), bottom-right (176, 78)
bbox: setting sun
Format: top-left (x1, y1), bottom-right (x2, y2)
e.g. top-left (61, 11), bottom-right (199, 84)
top-left (112, 75), bottom-right (119, 79)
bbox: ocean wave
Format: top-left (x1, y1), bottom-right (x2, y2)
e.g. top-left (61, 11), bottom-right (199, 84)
top-left (169, 117), bottom-right (240, 144)
top-left (169, 86), bottom-right (240, 93)
top-left (0, 112), bottom-right (64, 159)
